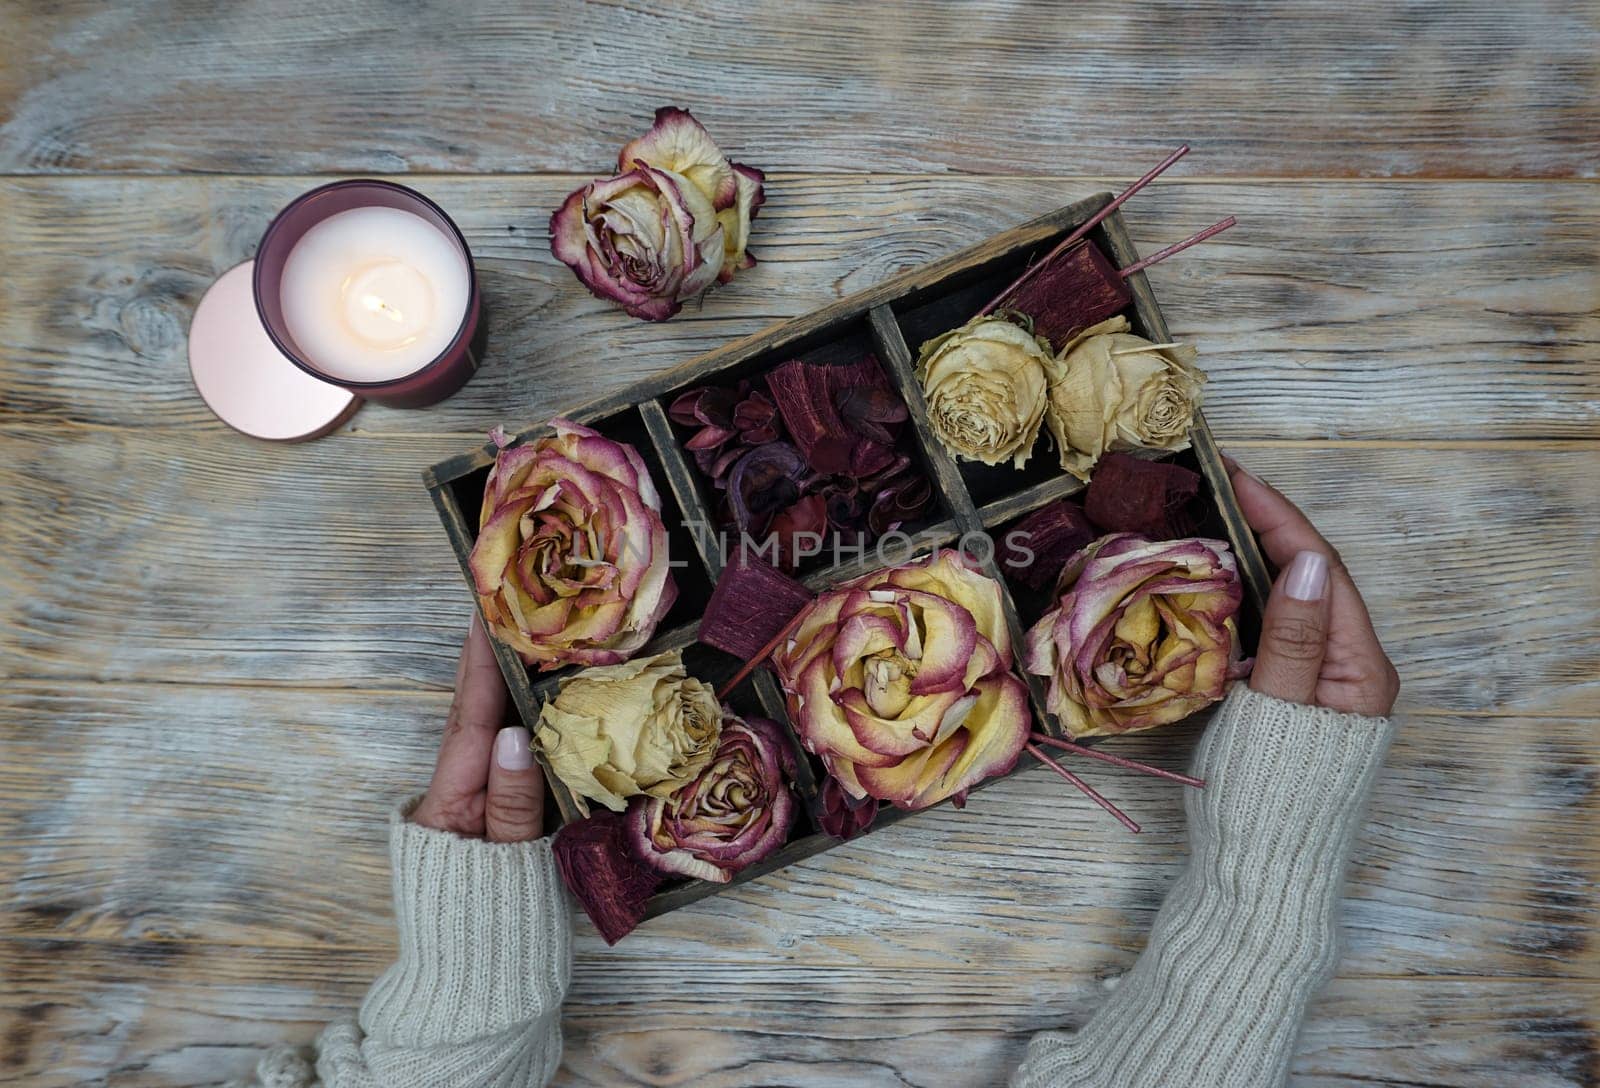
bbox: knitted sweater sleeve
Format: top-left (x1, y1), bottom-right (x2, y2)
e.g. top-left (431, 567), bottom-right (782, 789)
top-left (235, 798), bottom-right (572, 1088)
top-left (1011, 685), bottom-right (1394, 1088)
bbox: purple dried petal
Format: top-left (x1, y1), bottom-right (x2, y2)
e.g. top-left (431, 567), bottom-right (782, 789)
top-left (685, 424), bottom-right (738, 452)
top-left (668, 390), bottom-right (704, 427)
top-left (733, 392), bottom-right (776, 430)
top-left (769, 494), bottom-right (830, 569)
top-left (866, 476), bottom-right (933, 537)
top-left (818, 776), bottom-right (877, 841)
top-left (553, 811), bottom-right (663, 945)
top-left (728, 442), bottom-right (808, 534)
top-left (740, 423), bottom-right (781, 445)
top-left (1003, 500), bottom-right (1098, 592)
top-left (699, 546), bottom-right (816, 661)
top-left (709, 446), bottom-right (746, 483)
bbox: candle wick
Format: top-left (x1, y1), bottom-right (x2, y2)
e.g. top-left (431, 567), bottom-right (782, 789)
top-left (361, 293), bottom-right (407, 324)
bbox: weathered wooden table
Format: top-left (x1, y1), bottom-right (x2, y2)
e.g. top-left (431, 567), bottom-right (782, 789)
top-left (2, 3), bottom-right (1596, 1085)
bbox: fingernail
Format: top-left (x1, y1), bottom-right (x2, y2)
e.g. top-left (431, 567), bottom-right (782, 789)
top-left (1224, 453), bottom-right (1264, 486)
top-left (495, 726), bottom-right (534, 771)
top-left (1284, 550), bottom-right (1328, 602)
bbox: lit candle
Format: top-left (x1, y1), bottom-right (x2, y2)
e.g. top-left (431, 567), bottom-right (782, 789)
top-left (277, 206), bottom-right (472, 383)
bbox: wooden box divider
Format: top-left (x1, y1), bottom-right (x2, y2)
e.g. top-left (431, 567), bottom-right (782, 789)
top-left (423, 192), bottom-right (1273, 921)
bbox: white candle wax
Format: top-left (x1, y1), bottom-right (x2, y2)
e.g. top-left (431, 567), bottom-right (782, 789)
top-left (279, 206), bottom-right (470, 382)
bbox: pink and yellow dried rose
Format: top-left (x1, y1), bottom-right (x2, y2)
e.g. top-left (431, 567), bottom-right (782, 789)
top-left (628, 714), bottom-right (797, 884)
top-left (773, 551), bottom-right (1032, 810)
top-left (550, 107), bottom-right (765, 322)
top-left (1023, 533), bottom-right (1249, 738)
top-left (469, 420), bottom-right (676, 670)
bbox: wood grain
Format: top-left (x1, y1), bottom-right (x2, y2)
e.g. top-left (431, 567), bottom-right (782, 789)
top-left (2, 1), bottom-right (1596, 178)
top-left (4, 430), bottom-right (1595, 715)
top-left (2, 176), bottom-right (1597, 441)
top-left (2, 680), bottom-right (1594, 985)
top-left (2, 939), bottom-right (1595, 1087)
top-left (2, 5), bottom-right (1597, 1083)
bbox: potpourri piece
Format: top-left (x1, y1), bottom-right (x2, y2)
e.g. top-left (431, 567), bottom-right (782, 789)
top-left (669, 357), bottom-right (933, 569)
top-left (1083, 452), bottom-right (1207, 539)
top-left (699, 547), bottom-right (817, 662)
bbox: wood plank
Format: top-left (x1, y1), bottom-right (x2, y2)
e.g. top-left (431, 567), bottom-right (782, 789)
top-left (2, 2), bottom-right (1596, 177)
top-left (2, 681), bottom-right (1594, 983)
top-left (0, 940), bottom-right (1594, 1086)
top-left (2, 176), bottom-right (1597, 441)
top-left (3, 430), bottom-right (1594, 714)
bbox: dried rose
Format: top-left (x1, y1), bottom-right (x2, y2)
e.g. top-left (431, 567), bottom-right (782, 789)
top-left (628, 714), bottom-right (797, 884)
top-left (916, 315), bottom-right (1053, 469)
top-left (1023, 534), bottom-right (1249, 738)
top-left (553, 810), bottom-right (662, 945)
top-left (1044, 315), bottom-right (1204, 481)
top-left (550, 107), bottom-right (765, 321)
top-left (773, 551), bottom-right (1032, 810)
top-left (470, 420), bottom-right (676, 670)
top-left (535, 650), bottom-right (722, 816)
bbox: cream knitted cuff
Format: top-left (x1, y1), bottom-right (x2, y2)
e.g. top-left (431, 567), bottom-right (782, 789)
top-left (1013, 686), bottom-right (1394, 1088)
top-left (357, 797), bottom-right (573, 1049)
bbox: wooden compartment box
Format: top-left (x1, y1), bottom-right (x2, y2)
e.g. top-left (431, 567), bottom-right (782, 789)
top-left (424, 193), bottom-right (1273, 920)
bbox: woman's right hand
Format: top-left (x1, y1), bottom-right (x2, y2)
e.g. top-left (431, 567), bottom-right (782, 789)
top-left (1225, 458), bottom-right (1400, 717)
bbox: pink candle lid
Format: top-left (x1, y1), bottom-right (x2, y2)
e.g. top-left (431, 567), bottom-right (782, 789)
top-left (188, 261), bottom-right (361, 441)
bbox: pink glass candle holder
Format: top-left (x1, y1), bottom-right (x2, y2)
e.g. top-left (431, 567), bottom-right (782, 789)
top-left (253, 179), bottom-right (483, 409)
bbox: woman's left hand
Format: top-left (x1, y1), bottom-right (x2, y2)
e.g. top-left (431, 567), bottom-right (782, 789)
top-left (412, 615), bottom-right (547, 842)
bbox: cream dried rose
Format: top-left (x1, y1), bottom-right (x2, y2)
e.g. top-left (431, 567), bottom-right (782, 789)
top-left (1043, 315), bottom-right (1204, 481)
top-left (535, 650), bottom-right (723, 816)
top-left (915, 314), bottom-right (1053, 469)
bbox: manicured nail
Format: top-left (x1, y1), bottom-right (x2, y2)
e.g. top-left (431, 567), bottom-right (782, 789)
top-left (1223, 452), bottom-right (1264, 486)
top-left (495, 726), bottom-right (534, 771)
top-left (1284, 550), bottom-right (1328, 602)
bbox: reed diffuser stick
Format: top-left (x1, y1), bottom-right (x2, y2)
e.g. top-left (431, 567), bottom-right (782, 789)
top-left (1026, 743), bottom-right (1141, 833)
top-left (978, 144), bottom-right (1190, 316)
top-left (1029, 732), bottom-right (1205, 789)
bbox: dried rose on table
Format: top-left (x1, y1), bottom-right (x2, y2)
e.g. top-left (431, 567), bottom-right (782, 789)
top-left (916, 314), bottom-right (1053, 469)
top-left (553, 809), bottom-right (662, 945)
top-left (550, 107), bottom-right (765, 321)
top-left (1045, 315), bottom-right (1204, 481)
top-left (470, 420), bottom-right (676, 670)
top-left (535, 651), bottom-right (722, 816)
top-left (1023, 534), bottom-right (1249, 739)
top-left (628, 714), bottom-right (797, 884)
top-left (773, 551), bottom-right (1032, 810)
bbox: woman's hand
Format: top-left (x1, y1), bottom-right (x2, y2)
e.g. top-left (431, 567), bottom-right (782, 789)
top-left (1226, 458), bottom-right (1400, 717)
top-left (412, 616), bottom-right (547, 841)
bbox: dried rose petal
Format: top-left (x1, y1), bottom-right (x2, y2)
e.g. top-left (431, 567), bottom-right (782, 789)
top-left (727, 442), bottom-right (808, 534)
top-left (553, 810), bottom-right (663, 945)
top-left (1083, 453), bottom-right (1206, 539)
top-left (1002, 500), bottom-right (1097, 592)
top-left (769, 493), bottom-right (829, 568)
top-left (818, 775), bottom-right (877, 840)
top-left (699, 546), bottom-right (816, 661)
